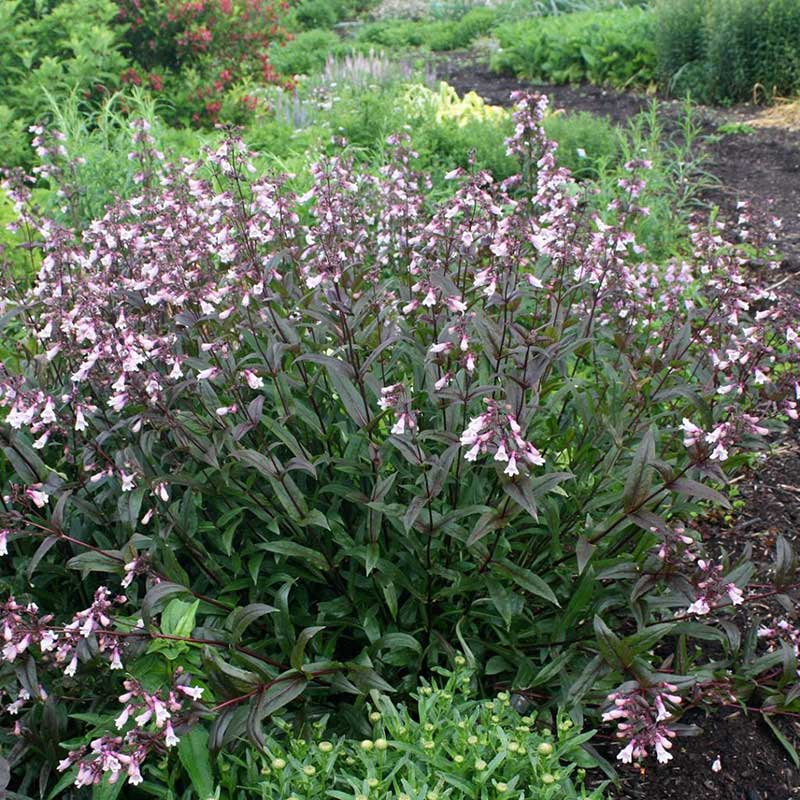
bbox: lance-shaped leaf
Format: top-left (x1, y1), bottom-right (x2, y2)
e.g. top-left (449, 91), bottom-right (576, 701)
top-left (623, 427), bottom-right (656, 512)
top-left (291, 626), bottom-right (325, 671)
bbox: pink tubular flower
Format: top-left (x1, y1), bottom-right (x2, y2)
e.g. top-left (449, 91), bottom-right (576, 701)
top-left (460, 399), bottom-right (543, 475)
top-left (378, 383), bottom-right (416, 437)
top-left (603, 683), bottom-right (681, 765)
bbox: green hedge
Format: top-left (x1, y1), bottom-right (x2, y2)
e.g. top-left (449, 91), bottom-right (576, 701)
top-left (491, 7), bottom-right (657, 88)
top-left (655, 0), bottom-right (800, 103)
top-left (356, 8), bottom-right (499, 51)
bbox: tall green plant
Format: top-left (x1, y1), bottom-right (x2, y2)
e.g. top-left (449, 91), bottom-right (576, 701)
top-left (0, 94), bottom-right (794, 793)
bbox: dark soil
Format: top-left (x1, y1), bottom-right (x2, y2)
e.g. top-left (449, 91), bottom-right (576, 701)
top-left (437, 53), bottom-right (800, 800)
top-left (438, 55), bottom-right (800, 270)
top-left (606, 708), bottom-right (800, 800)
top-left (701, 437), bottom-right (800, 564)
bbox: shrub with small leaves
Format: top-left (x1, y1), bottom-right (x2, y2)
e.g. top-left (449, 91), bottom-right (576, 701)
top-left (224, 659), bottom-right (604, 799)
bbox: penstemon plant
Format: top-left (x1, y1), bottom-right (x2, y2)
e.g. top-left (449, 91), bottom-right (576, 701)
top-left (0, 93), bottom-right (798, 793)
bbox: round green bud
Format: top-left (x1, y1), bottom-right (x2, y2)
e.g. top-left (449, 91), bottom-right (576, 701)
top-left (302, 765), bottom-right (316, 777)
top-left (454, 655), bottom-right (466, 666)
top-left (423, 740), bottom-right (435, 750)
top-left (420, 686), bottom-right (433, 696)
top-left (318, 741), bottom-right (333, 753)
top-left (542, 773), bottom-right (556, 785)
top-left (467, 735), bottom-right (478, 745)
top-left (367, 778), bottom-right (379, 788)
top-left (475, 759), bottom-right (487, 771)
top-left (537, 742), bottom-right (554, 756)
top-left (271, 758), bottom-right (286, 770)
top-left (496, 783), bottom-right (508, 792)
top-left (360, 739), bottom-right (374, 751)
top-left (424, 723), bottom-right (435, 732)
top-left (374, 738), bottom-right (389, 751)
top-left (454, 754), bottom-right (464, 764)
top-left (497, 691), bottom-right (510, 702)
top-left (369, 711), bottom-right (382, 722)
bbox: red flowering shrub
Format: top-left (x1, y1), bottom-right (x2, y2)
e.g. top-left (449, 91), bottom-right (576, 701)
top-left (0, 96), bottom-right (798, 790)
top-left (115, 0), bottom-right (293, 124)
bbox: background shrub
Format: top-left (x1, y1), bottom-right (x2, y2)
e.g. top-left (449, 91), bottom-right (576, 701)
top-left (0, 0), bottom-right (130, 167)
top-left (115, 0), bottom-right (291, 124)
top-left (654, 0), bottom-right (800, 103)
top-left (269, 29), bottom-right (344, 76)
top-left (356, 10), bottom-right (498, 52)
top-left (491, 7), bottom-right (657, 88)
top-left (542, 110), bottom-right (620, 179)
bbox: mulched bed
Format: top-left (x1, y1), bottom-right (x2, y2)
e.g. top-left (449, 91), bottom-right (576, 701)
top-left (437, 53), bottom-right (800, 800)
top-left (608, 708), bottom-right (800, 800)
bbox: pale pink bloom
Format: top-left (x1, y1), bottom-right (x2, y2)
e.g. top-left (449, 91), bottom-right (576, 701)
top-left (243, 369), bottom-right (264, 389)
top-left (617, 741), bottom-right (635, 763)
top-left (726, 583), bottom-right (744, 605)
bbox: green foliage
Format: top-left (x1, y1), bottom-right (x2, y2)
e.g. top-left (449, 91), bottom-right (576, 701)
top-left (34, 89), bottom-right (210, 223)
top-left (269, 30), bottom-right (343, 76)
top-left (0, 0), bottom-right (130, 166)
top-left (416, 116), bottom-right (518, 184)
top-left (293, 0), bottom-right (340, 29)
top-left (356, 9), bottom-right (499, 52)
top-left (716, 121), bottom-right (756, 136)
top-left (290, 0), bottom-right (377, 29)
top-left (492, 7), bottom-right (657, 88)
top-left (219, 664), bottom-right (604, 799)
top-left (543, 111), bottom-right (621, 179)
top-left (654, 0), bottom-right (800, 103)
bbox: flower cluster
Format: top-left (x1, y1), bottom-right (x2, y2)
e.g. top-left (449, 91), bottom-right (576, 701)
top-left (603, 683), bottom-right (683, 764)
top-left (58, 671), bottom-right (204, 787)
top-left (0, 589), bottom-right (126, 674)
top-left (684, 560), bottom-right (744, 617)
top-left (758, 619), bottom-right (800, 667)
top-left (460, 400), bottom-right (544, 477)
top-left (379, 384), bottom-right (417, 436)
